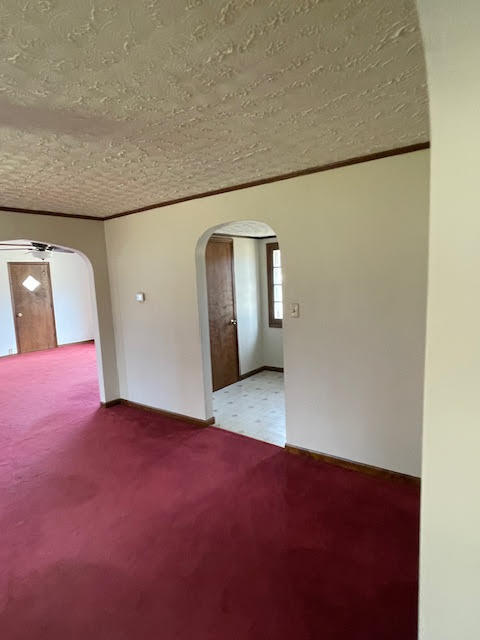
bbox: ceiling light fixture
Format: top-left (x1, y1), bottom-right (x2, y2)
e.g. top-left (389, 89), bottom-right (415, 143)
top-left (30, 248), bottom-right (49, 261)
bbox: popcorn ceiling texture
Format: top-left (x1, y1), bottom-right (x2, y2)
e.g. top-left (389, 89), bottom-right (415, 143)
top-left (0, 0), bottom-right (429, 218)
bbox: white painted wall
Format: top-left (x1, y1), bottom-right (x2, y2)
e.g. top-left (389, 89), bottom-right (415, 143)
top-left (0, 250), bottom-right (94, 356)
top-left (229, 235), bottom-right (283, 374)
top-left (106, 150), bottom-right (429, 477)
top-left (50, 252), bottom-right (95, 345)
top-left (232, 237), bottom-right (263, 375)
top-left (417, 1), bottom-right (480, 638)
top-left (259, 237), bottom-right (284, 368)
top-left (0, 212), bottom-right (119, 402)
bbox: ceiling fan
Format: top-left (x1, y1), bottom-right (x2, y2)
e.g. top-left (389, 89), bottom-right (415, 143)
top-left (0, 241), bottom-right (74, 260)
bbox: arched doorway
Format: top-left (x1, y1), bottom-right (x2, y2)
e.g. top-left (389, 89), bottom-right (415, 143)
top-left (196, 221), bottom-right (286, 446)
top-left (0, 238), bottom-right (103, 401)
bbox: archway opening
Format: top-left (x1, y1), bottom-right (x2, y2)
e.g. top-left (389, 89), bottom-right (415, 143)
top-left (0, 238), bottom-right (103, 403)
top-left (197, 221), bottom-right (286, 446)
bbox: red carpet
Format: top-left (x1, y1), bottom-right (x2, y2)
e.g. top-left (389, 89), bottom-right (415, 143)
top-left (0, 343), bottom-right (420, 639)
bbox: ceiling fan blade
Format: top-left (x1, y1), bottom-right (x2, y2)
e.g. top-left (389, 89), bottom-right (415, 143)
top-left (0, 242), bottom-right (74, 254)
top-left (49, 245), bottom-right (75, 253)
top-left (0, 243), bottom-right (33, 247)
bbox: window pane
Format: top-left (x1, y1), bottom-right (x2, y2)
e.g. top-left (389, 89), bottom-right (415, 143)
top-left (273, 267), bottom-right (282, 285)
top-left (274, 302), bottom-right (283, 320)
top-left (22, 275), bottom-right (41, 292)
top-left (274, 284), bottom-right (283, 303)
top-left (273, 249), bottom-right (281, 267)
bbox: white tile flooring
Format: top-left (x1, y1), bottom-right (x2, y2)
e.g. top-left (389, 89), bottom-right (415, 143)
top-left (212, 371), bottom-right (286, 446)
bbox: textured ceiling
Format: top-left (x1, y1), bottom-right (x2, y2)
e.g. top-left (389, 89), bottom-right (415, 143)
top-left (0, 0), bottom-right (429, 218)
top-left (216, 220), bottom-right (275, 237)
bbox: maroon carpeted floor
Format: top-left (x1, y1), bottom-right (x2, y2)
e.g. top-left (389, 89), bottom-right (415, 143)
top-left (0, 343), bottom-right (420, 639)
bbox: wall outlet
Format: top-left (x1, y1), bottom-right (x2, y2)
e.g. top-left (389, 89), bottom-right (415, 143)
top-left (8, 348), bottom-right (13, 355)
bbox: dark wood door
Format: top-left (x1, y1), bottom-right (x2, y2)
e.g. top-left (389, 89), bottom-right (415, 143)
top-left (8, 262), bottom-right (57, 354)
top-left (205, 236), bottom-right (239, 391)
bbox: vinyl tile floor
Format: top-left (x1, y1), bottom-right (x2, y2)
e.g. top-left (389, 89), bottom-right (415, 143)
top-left (212, 371), bottom-right (286, 446)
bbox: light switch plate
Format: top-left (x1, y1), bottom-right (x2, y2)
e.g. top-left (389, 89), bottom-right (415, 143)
top-left (290, 303), bottom-right (300, 318)
top-left (135, 292), bottom-right (145, 302)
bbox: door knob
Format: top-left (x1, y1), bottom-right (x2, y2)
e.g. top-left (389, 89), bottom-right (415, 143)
top-left (16, 312), bottom-right (23, 318)
top-left (230, 318), bottom-right (237, 326)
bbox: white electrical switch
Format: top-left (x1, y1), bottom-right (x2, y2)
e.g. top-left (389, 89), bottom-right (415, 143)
top-left (136, 292), bottom-right (145, 302)
top-left (290, 303), bottom-right (300, 318)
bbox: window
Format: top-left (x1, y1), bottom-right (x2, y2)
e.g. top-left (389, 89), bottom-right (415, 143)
top-left (22, 275), bottom-right (41, 292)
top-left (266, 242), bottom-right (283, 328)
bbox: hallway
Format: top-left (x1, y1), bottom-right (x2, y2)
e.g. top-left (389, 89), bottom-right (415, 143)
top-left (0, 344), bottom-right (420, 639)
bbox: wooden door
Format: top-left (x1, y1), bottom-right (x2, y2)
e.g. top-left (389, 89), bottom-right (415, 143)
top-left (8, 262), bottom-right (57, 354)
top-left (205, 236), bottom-right (239, 391)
